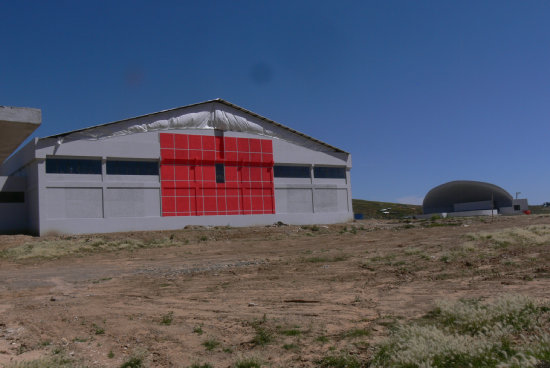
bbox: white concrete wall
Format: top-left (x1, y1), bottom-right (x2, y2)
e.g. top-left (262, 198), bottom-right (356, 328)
top-left (4, 123), bottom-right (352, 235)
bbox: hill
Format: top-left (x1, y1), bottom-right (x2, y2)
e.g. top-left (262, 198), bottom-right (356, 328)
top-left (352, 199), bottom-right (422, 219)
top-left (529, 204), bottom-right (550, 215)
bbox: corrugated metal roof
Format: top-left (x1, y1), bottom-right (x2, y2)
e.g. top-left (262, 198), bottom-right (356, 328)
top-left (43, 99), bottom-right (348, 154)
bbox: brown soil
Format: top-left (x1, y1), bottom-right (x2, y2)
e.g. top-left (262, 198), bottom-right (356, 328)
top-left (0, 215), bottom-right (549, 367)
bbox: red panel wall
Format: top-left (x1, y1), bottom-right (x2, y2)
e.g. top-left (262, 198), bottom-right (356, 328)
top-left (160, 133), bottom-right (275, 216)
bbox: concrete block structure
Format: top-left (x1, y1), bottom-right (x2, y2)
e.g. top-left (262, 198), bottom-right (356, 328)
top-left (0, 99), bottom-right (352, 235)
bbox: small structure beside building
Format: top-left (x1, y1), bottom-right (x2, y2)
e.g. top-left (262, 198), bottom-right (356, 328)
top-left (0, 106), bottom-right (42, 234)
top-left (421, 180), bottom-right (528, 218)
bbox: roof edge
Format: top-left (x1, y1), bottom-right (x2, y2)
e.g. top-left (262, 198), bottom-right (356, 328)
top-left (42, 99), bottom-right (348, 154)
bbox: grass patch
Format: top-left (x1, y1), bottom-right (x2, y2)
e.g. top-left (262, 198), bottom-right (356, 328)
top-left (119, 355), bottom-right (144, 368)
top-left (233, 357), bottom-right (262, 368)
top-left (5, 355), bottom-right (75, 368)
top-left (317, 351), bottom-right (365, 368)
top-left (202, 338), bottom-right (220, 351)
top-left (283, 343), bottom-right (300, 350)
top-left (302, 254), bottom-right (348, 263)
top-left (370, 295), bottom-right (550, 367)
top-left (189, 364), bottom-right (214, 368)
top-left (280, 328), bottom-right (301, 336)
top-left (250, 314), bottom-right (272, 346)
top-left (468, 225), bottom-right (550, 249)
top-left (160, 311), bottom-right (174, 326)
top-left (343, 328), bottom-right (370, 339)
top-left (193, 325), bottom-right (204, 335)
top-left (316, 335), bottom-right (330, 343)
top-left (252, 325), bottom-right (272, 346)
top-left (93, 323), bottom-right (105, 335)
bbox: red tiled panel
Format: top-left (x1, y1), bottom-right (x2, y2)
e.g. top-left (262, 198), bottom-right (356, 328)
top-left (202, 150), bottom-right (215, 162)
top-left (202, 136), bottom-right (215, 150)
top-left (261, 139), bottom-right (273, 154)
top-left (224, 137), bottom-right (237, 151)
top-left (188, 135), bottom-right (202, 150)
top-left (175, 165), bottom-right (190, 181)
top-left (161, 148), bottom-right (175, 162)
top-left (249, 139), bottom-right (261, 153)
top-left (162, 196), bottom-right (176, 213)
top-left (249, 167), bottom-right (262, 182)
top-left (174, 134), bottom-right (188, 148)
top-left (159, 133), bottom-right (275, 217)
top-left (160, 133), bottom-right (174, 148)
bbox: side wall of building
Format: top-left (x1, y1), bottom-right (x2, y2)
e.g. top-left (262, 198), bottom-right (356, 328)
top-left (32, 129), bottom-right (352, 235)
top-left (0, 176), bottom-right (28, 233)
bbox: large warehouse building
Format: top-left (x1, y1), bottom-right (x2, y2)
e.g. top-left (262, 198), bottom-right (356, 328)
top-left (0, 99), bottom-right (352, 235)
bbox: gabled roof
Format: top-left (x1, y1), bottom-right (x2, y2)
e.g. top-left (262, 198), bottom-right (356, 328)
top-left (44, 99), bottom-right (348, 154)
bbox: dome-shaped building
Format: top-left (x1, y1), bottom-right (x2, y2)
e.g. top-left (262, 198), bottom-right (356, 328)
top-left (422, 180), bottom-right (527, 216)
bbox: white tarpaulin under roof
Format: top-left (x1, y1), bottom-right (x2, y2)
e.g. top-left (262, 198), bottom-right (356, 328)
top-left (44, 99), bottom-right (347, 154)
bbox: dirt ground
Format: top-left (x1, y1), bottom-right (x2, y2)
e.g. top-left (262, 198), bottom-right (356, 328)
top-left (0, 215), bottom-right (549, 367)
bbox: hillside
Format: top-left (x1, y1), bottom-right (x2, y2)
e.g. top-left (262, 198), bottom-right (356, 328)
top-left (529, 204), bottom-right (550, 215)
top-left (352, 198), bottom-right (422, 219)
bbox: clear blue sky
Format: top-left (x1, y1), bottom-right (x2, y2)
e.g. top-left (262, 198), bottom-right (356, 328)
top-left (2, 1), bottom-right (549, 204)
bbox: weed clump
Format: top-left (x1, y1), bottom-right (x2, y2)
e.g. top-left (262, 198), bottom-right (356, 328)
top-left (250, 315), bottom-right (272, 346)
top-left (370, 295), bottom-right (550, 368)
top-left (202, 338), bottom-right (220, 351)
top-left (233, 357), bottom-right (262, 368)
top-left (317, 351), bottom-right (365, 367)
top-left (160, 311), bottom-right (174, 325)
top-left (119, 355), bottom-right (144, 368)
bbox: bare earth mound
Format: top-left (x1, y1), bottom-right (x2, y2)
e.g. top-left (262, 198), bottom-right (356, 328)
top-left (0, 215), bottom-right (549, 367)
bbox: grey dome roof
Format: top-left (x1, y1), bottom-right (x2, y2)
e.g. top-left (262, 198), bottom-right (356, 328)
top-left (423, 180), bottom-right (513, 214)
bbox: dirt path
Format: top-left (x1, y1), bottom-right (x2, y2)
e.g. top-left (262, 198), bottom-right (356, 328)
top-left (0, 215), bottom-right (549, 367)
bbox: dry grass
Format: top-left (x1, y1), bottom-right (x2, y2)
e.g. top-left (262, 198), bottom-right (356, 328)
top-left (0, 236), bottom-right (181, 260)
top-left (371, 295), bottom-right (550, 368)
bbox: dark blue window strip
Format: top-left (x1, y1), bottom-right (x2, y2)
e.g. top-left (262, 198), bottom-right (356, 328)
top-left (106, 160), bottom-right (159, 175)
top-left (273, 165), bottom-right (310, 178)
top-left (313, 167), bottom-right (346, 179)
top-left (46, 158), bottom-right (102, 174)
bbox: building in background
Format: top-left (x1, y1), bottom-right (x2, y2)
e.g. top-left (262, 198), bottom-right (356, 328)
top-left (0, 99), bottom-right (352, 235)
top-left (422, 180), bottom-right (528, 217)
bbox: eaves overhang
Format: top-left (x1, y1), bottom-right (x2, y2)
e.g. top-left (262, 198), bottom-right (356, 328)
top-left (0, 106), bottom-right (41, 164)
